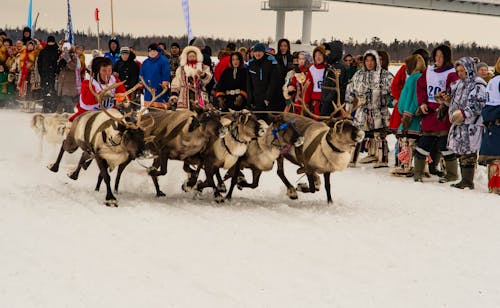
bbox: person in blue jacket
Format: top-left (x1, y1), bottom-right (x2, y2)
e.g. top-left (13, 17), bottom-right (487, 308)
top-left (140, 43), bottom-right (171, 106)
top-left (104, 37), bottom-right (121, 65)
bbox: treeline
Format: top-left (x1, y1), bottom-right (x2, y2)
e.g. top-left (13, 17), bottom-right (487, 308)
top-left (3, 27), bottom-right (499, 64)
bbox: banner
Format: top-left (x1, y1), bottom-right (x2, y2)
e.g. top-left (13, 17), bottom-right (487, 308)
top-left (182, 0), bottom-right (193, 43)
top-left (65, 0), bottom-right (74, 45)
top-left (95, 8), bottom-right (100, 22)
top-left (27, 0), bottom-right (33, 29)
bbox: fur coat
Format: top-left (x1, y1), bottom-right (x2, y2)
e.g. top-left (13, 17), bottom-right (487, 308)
top-left (171, 46), bottom-right (212, 109)
top-left (345, 50), bottom-right (393, 131)
top-left (447, 57), bottom-right (487, 155)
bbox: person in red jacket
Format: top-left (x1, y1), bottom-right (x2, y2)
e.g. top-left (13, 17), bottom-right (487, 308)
top-left (214, 43), bottom-right (236, 82)
top-left (303, 46), bottom-right (326, 117)
top-left (413, 45), bottom-right (459, 183)
top-left (69, 57), bottom-right (126, 122)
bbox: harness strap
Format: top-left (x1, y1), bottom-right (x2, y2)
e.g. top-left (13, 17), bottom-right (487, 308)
top-left (84, 112), bottom-right (102, 145)
top-left (150, 117), bottom-right (189, 151)
top-left (301, 130), bottom-right (328, 165)
top-left (90, 119), bottom-right (118, 150)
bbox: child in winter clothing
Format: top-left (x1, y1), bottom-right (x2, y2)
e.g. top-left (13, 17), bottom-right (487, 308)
top-left (303, 46), bottom-right (326, 117)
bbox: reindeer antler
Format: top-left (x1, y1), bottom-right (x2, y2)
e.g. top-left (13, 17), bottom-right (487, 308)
top-left (140, 76), bottom-right (169, 108)
top-left (298, 80), bottom-right (332, 121)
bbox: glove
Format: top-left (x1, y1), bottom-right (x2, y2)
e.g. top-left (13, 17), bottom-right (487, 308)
top-left (217, 96), bottom-right (226, 109)
top-left (234, 95), bottom-right (244, 107)
top-left (450, 109), bottom-right (465, 125)
top-left (401, 114), bottom-right (412, 133)
top-left (436, 104), bottom-right (448, 121)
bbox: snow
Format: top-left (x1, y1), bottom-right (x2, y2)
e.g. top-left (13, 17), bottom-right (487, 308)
top-left (1, 110), bottom-right (500, 308)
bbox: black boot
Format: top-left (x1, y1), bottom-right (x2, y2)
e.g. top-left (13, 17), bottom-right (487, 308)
top-left (451, 166), bottom-right (475, 189)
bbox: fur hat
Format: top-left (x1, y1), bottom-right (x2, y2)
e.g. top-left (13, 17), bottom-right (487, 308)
top-left (363, 49), bottom-right (381, 71)
top-left (432, 44), bottom-right (453, 67)
top-left (313, 45), bottom-right (326, 57)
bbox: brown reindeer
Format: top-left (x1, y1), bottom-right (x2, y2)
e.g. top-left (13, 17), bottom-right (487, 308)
top-left (47, 80), bottom-right (153, 206)
top-left (276, 80), bottom-right (365, 204)
top-left (183, 109), bottom-right (265, 203)
top-left (225, 114), bottom-right (304, 200)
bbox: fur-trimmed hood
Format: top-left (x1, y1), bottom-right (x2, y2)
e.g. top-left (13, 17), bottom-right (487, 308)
top-left (362, 49), bottom-right (381, 72)
top-left (180, 46), bottom-right (203, 67)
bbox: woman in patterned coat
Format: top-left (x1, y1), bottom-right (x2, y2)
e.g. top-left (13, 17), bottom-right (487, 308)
top-left (345, 49), bottom-right (394, 168)
top-left (446, 57), bottom-right (487, 189)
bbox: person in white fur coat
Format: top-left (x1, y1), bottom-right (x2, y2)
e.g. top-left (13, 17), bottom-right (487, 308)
top-left (169, 46), bottom-right (212, 110)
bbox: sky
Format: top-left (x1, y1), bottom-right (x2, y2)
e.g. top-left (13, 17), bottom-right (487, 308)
top-left (2, 0), bottom-right (500, 47)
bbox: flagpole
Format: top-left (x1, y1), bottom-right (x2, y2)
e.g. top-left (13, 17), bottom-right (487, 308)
top-left (110, 0), bottom-right (115, 37)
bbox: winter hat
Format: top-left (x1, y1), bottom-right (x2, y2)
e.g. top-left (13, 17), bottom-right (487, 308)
top-left (412, 48), bottom-right (430, 65)
top-left (476, 62), bottom-right (488, 71)
top-left (405, 54), bottom-right (426, 75)
top-left (62, 42), bottom-right (71, 51)
top-left (191, 37), bottom-right (205, 48)
top-left (171, 42), bottom-right (180, 48)
top-left (47, 35), bottom-right (56, 43)
top-left (120, 46), bottom-right (130, 54)
top-left (253, 43), bottom-right (266, 53)
top-left (148, 43), bottom-right (159, 52)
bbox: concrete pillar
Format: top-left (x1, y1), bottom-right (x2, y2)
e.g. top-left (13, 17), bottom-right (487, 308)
top-left (276, 10), bottom-right (285, 44)
top-left (302, 9), bottom-right (312, 44)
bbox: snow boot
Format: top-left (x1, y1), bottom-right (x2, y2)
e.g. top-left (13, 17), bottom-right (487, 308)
top-left (359, 138), bottom-right (377, 164)
top-left (373, 134), bottom-right (389, 168)
top-left (349, 142), bottom-right (361, 168)
top-left (451, 166), bottom-right (475, 189)
top-left (439, 158), bottom-right (459, 183)
top-left (413, 155), bottom-right (426, 182)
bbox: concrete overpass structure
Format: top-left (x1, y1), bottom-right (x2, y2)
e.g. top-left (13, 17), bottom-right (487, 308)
top-left (261, 0), bottom-right (500, 44)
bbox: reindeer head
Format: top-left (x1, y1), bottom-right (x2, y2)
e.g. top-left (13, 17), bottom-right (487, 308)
top-left (229, 109), bottom-right (264, 143)
top-left (268, 114), bottom-right (304, 148)
top-left (197, 110), bottom-right (227, 139)
top-left (325, 118), bottom-right (365, 152)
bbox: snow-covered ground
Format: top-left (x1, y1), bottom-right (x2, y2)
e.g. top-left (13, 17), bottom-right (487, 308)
top-left (1, 110), bottom-right (499, 308)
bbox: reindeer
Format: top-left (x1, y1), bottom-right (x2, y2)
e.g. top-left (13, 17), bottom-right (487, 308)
top-left (47, 80), bottom-right (153, 206)
top-left (225, 114), bottom-right (304, 200)
top-left (31, 112), bottom-right (71, 157)
top-left (94, 78), bottom-right (227, 198)
top-left (276, 80), bottom-right (365, 204)
top-left (183, 109), bottom-right (265, 203)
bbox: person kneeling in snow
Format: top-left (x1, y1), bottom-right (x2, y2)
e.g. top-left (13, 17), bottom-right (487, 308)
top-left (69, 57), bottom-right (126, 122)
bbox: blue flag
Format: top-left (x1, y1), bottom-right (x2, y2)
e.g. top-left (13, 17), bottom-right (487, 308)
top-left (65, 0), bottom-right (74, 45)
top-left (27, 0), bottom-right (33, 29)
top-left (182, 0), bottom-right (193, 43)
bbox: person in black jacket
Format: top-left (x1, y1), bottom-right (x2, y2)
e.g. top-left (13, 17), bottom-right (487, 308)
top-left (247, 43), bottom-right (282, 113)
top-left (21, 27), bottom-right (32, 45)
top-left (37, 35), bottom-right (60, 112)
top-left (320, 41), bottom-right (348, 117)
top-left (215, 51), bottom-right (247, 111)
top-left (113, 46), bottom-right (140, 109)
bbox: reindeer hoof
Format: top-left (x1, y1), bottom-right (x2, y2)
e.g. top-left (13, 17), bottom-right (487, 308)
top-left (217, 183), bottom-right (227, 193)
top-left (47, 163), bottom-right (59, 173)
top-left (214, 195), bottom-right (225, 203)
top-left (296, 183), bottom-right (309, 192)
top-left (147, 167), bottom-right (158, 176)
top-left (67, 171), bottom-right (78, 181)
top-left (287, 188), bottom-right (298, 200)
top-left (156, 191), bottom-right (166, 197)
top-left (193, 180), bottom-right (203, 192)
top-left (182, 182), bottom-right (193, 192)
top-left (104, 199), bottom-right (118, 207)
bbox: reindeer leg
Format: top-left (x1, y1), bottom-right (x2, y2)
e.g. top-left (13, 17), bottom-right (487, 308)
top-left (68, 152), bottom-right (91, 180)
top-left (114, 158), bottom-right (132, 193)
top-left (239, 169), bottom-right (262, 189)
top-left (182, 161), bottom-right (202, 192)
top-left (95, 157), bottom-right (118, 207)
top-left (276, 156), bottom-right (298, 200)
top-left (47, 144), bottom-right (65, 173)
top-left (197, 166), bottom-right (224, 203)
top-left (215, 169), bottom-right (226, 193)
top-left (307, 173), bottom-right (317, 193)
top-left (324, 172), bottom-right (332, 204)
top-left (150, 152), bottom-right (168, 197)
top-left (225, 164), bottom-right (240, 200)
top-left (95, 175), bottom-right (103, 192)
